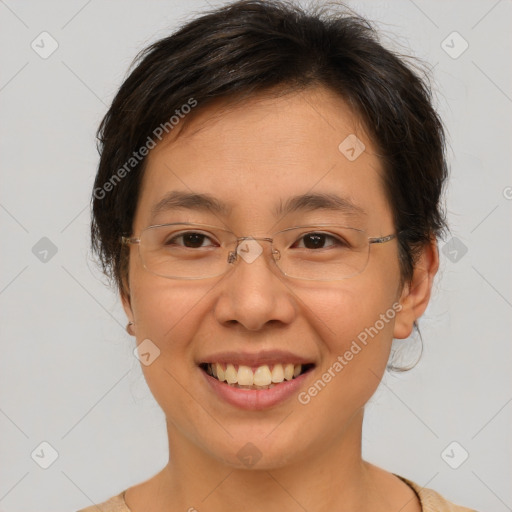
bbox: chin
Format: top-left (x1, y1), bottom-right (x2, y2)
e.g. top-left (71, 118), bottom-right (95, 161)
top-left (205, 429), bottom-right (307, 470)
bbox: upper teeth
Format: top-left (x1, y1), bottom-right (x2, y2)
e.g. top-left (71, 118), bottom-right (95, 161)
top-left (208, 363), bottom-right (302, 386)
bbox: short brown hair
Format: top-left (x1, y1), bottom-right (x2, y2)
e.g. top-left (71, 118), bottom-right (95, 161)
top-left (91, 0), bottom-right (448, 306)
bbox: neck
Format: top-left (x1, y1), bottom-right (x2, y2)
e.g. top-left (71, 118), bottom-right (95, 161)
top-left (151, 408), bottom-right (380, 512)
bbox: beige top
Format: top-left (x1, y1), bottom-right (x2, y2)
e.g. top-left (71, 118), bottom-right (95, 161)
top-left (76, 474), bottom-right (478, 511)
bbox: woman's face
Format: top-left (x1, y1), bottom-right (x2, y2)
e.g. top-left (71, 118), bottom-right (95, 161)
top-left (123, 86), bottom-right (418, 469)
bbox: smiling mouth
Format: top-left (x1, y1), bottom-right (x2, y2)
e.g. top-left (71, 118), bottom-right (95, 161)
top-left (199, 362), bottom-right (315, 389)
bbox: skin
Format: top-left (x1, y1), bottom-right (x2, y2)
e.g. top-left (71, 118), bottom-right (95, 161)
top-left (121, 85), bottom-right (438, 512)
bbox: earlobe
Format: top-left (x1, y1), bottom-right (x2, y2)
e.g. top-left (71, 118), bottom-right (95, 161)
top-left (122, 291), bottom-right (136, 336)
top-left (126, 321), bottom-right (135, 336)
top-left (393, 239), bottom-right (439, 340)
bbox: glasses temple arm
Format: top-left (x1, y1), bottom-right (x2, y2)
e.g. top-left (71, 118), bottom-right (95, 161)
top-left (368, 233), bottom-right (398, 244)
top-left (121, 236), bottom-right (141, 245)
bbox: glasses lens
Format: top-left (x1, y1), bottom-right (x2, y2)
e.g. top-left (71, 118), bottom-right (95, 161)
top-left (136, 224), bottom-right (371, 281)
top-left (139, 224), bottom-right (233, 279)
top-left (274, 226), bottom-right (370, 280)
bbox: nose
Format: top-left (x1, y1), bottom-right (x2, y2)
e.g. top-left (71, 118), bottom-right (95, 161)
top-left (214, 237), bottom-right (296, 331)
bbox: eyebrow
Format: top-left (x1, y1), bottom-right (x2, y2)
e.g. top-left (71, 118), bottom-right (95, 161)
top-left (274, 192), bottom-right (366, 218)
top-left (149, 190), bottom-right (366, 222)
top-left (150, 191), bottom-right (232, 221)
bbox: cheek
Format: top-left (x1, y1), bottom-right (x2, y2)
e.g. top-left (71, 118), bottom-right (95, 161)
top-left (301, 261), bottom-right (401, 391)
top-left (296, 285), bottom-right (399, 425)
top-left (128, 276), bottom-right (214, 426)
top-left (304, 267), bottom-right (400, 351)
top-left (130, 273), bottom-right (209, 348)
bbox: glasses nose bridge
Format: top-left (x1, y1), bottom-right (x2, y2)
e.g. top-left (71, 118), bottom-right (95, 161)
top-left (236, 235), bottom-right (274, 244)
top-left (227, 235), bottom-right (280, 266)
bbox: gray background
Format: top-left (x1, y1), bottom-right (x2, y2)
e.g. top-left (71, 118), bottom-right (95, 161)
top-left (0, 0), bottom-right (511, 511)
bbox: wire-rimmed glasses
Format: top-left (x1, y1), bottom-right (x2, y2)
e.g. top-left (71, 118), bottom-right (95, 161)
top-left (121, 222), bottom-right (398, 281)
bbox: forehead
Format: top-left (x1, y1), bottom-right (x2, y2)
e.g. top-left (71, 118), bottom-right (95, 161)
top-left (135, 86), bottom-right (392, 231)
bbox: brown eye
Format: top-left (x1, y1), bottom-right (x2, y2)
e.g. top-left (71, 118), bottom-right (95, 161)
top-left (293, 232), bottom-right (347, 250)
top-left (165, 232), bottom-right (214, 248)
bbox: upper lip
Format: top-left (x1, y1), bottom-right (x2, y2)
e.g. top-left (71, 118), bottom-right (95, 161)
top-left (198, 350), bottom-right (315, 367)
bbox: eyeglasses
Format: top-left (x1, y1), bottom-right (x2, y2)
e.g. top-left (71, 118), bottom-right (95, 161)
top-left (121, 222), bottom-right (398, 281)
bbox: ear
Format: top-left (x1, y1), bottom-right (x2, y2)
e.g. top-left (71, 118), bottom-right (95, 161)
top-left (393, 238), bottom-right (439, 339)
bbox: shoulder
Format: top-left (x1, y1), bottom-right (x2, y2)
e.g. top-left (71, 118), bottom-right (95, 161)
top-left (396, 475), bottom-right (479, 512)
top-left (76, 490), bottom-right (131, 512)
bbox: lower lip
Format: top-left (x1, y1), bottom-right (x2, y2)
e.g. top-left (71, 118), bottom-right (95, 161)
top-left (200, 367), bottom-right (313, 410)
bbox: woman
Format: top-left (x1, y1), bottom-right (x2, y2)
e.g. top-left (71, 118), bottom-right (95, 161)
top-left (80, 1), bottom-right (477, 510)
